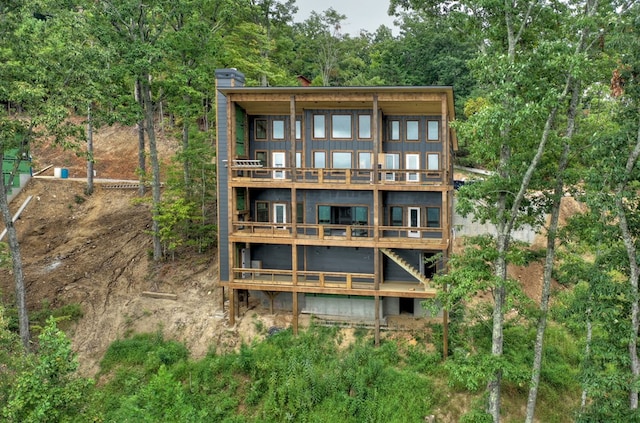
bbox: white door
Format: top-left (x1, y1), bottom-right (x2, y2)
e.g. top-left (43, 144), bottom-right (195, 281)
top-left (272, 152), bottom-right (286, 179)
top-left (406, 154), bottom-right (419, 182)
top-left (408, 207), bottom-right (420, 238)
top-left (274, 203), bottom-right (287, 229)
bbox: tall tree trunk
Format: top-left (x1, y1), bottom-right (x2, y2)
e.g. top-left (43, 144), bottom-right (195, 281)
top-left (86, 104), bottom-right (94, 195)
top-left (183, 94), bottom-right (191, 191)
top-left (581, 309), bottom-right (593, 412)
top-left (615, 118), bottom-right (640, 409)
top-left (141, 75), bottom-right (163, 261)
top-left (525, 142), bottom-right (569, 422)
top-left (0, 152), bottom-right (29, 350)
top-left (136, 78), bottom-right (146, 196)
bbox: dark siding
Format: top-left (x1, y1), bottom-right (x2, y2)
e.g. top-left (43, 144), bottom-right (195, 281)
top-left (215, 69), bottom-right (245, 283)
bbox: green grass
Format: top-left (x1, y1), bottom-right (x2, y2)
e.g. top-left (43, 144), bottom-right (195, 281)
top-left (79, 322), bottom-right (582, 422)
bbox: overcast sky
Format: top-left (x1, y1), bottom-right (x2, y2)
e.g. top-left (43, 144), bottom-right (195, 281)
top-left (293, 0), bottom-right (398, 35)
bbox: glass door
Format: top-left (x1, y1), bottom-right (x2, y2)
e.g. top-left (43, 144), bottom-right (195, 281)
top-left (406, 154), bottom-right (419, 182)
top-left (408, 207), bottom-right (420, 238)
top-left (274, 203), bottom-right (287, 229)
top-left (272, 152), bottom-right (286, 179)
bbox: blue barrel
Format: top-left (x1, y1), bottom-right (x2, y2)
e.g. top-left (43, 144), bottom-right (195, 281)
top-left (61, 168), bottom-right (69, 179)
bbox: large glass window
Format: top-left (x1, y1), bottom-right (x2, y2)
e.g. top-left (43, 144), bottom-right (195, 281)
top-left (390, 206), bottom-right (403, 226)
top-left (354, 207), bottom-right (368, 225)
top-left (426, 207), bottom-right (440, 227)
top-left (358, 115), bottom-right (371, 139)
top-left (295, 152), bottom-right (302, 168)
top-left (406, 120), bottom-right (419, 141)
top-left (332, 115), bottom-right (352, 138)
top-left (332, 151), bottom-right (352, 169)
top-left (318, 205), bottom-right (331, 224)
top-left (297, 203), bottom-right (304, 224)
top-left (295, 119), bottom-right (302, 140)
top-left (313, 115), bottom-right (326, 138)
top-left (272, 120), bottom-right (285, 139)
top-left (428, 120), bottom-right (439, 141)
top-left (256, 201), bottom-right (269, 222)
top-left (358, 152), bottom-right (372, 169)
top-left (427, 153), bottom-right (439, 170)
top-left (255, 119), bottom-right (267, 140)
top-left (390, 120), bottom-right (400, 141)
top-left (313, 151), bottom-right (326, 168)
top-left (255, 151), bottom-right (267, 167)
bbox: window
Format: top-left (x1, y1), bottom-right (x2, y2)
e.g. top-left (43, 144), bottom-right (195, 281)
top-left (313, 115), bottom-right (326, 138)
top-left (272, 120), bottom-right (285, 139)
top-left (390, 120), bottom-right (400, 141)
top-left (318, 205), bottom-right (368, 226)
top-left (332, 151), bottom-right (352, 169)
top-left (297, 203), bottom-right (304, 224)
top-left (313, 151), bottom-right (326, 168)
top-left (406, 120), bottom-right (419, 141)
top-left (354, 206), bottom-right (368, 225)
top-left (428, 120), bottom-right (439, 141)
top-left (358, 115), bottom-right (371, 139)
top-left (358, 152), bottom-right (372, 169)
top-left (390, 207), bottom-right (403, 226)
top-left (427, 153), bottom-right (439, 170)
top-left (256, 201), bottom-right (269, 222)
top-left (318, 205), bottom-right (331, 224)
top-left (427, 207), bottom-right (440, 228)
top-left (295, 119), bottom-right (302, 140)
top-left (332, 115), bottom-right (352, 139)
top-left (296, 152), bottom-right (302, 168)
top-left (255, 119), bottom-right (267, 140)
top-left (255, 151), bottom-right (267, 167)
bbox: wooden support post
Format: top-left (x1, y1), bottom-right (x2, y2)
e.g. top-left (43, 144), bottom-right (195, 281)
top-left (221, 286), bottom-right (225, 314)
top-left (229, 288), bottom-right (235, 326)
top-left (292, 291), bottom-right (299, 335)
top-left (374, 296), bottom-right (380, 347)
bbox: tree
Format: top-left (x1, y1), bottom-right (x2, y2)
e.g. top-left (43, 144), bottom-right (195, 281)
top-left (393, 1), bottom-right (604, 420)
top-left (293, 8), bottom-right (347, 86)
top-left (0, 0), bottom-right (87, 349)
top-left (1, 317), bottom-right (93, 422)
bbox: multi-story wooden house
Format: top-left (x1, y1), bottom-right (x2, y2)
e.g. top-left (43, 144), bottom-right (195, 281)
top-left (215, 69), bottom-right (457, 342)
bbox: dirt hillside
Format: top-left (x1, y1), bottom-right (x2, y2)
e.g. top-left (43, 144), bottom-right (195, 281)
top-left (0, 125), bottom-right (295, 376)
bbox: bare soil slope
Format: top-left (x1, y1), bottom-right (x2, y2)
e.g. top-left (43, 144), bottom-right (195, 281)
top-left (1, 125), bottom-right (297, 376)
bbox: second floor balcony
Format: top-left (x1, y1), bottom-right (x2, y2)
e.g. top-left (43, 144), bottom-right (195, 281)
top-left (229, 163), bottom-right (447, 188)
top-left (230, 221), bottom-right (448, 248)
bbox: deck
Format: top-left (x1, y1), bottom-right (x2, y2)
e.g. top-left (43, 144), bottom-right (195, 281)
top-left (222, 268), bottom-right (437, 298)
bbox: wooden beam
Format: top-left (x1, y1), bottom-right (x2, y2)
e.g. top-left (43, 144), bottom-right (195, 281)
top-left (221, 282), bottom-right (438, 298)
top-left (141, 291), bottom-right (177, 300)
top-left (229, 288), bottom-right (236, 325)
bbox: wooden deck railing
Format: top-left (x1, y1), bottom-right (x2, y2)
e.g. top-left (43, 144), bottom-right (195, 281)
top-left (231, 166), bottom-right (444, 185)
top-left (231, 222), bottom-right (443, 242)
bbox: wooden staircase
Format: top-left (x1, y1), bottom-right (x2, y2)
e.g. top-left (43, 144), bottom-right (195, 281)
top-left (380, 248), bottom-right (429, 289)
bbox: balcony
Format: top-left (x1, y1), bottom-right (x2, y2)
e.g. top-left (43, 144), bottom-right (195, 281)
top-left (230, 221), bottom-right (447, 248)
top-left (229, 165), bottom-right (446, 188)
top-left (224, 267), bottom-right (437, 298)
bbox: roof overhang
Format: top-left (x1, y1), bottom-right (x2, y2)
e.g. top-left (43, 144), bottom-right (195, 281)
top-left (218, 86), bottom-right (458, 150)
